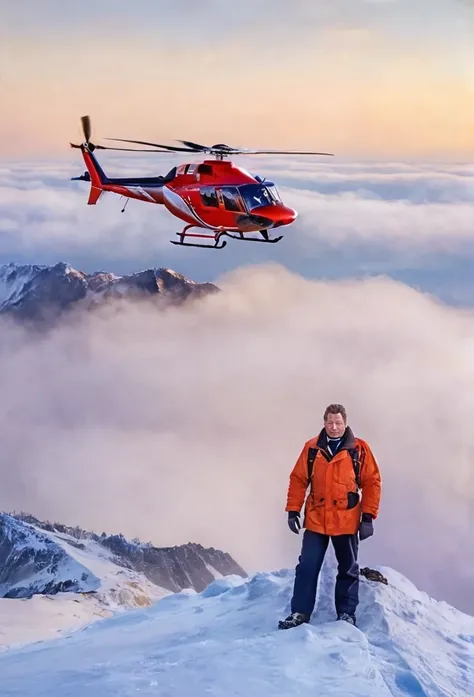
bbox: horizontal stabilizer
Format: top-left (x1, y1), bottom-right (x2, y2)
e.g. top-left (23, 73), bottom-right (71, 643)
top-left (71, 172), bottom-right (91, 182)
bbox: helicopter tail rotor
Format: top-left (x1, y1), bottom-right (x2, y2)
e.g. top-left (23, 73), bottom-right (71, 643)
top-left (70, 114), bottom-right (98, 151)
top-left (70, 115), bottom-right (109, 202)
top-left (81, 115), bottom-right (91, 143)
top-left (70, 115), bottom-right (114, 152)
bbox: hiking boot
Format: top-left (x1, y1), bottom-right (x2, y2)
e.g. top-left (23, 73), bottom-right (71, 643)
top-left (337, 612), bottom-right (356, 626)
top-left (278, 612), bottom-right (310, 629)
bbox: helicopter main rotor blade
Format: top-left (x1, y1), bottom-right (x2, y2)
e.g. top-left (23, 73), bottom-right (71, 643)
top-left (177, 140), bottom-right (211, 151)
top-left (94, 144), bottom-right (176, 152)
top-left (104, 137), bottom-right (199, 153)
top-left (103, 135), bottom-right (334, 157)
top-left (236, 149), bottom-right (334, 156)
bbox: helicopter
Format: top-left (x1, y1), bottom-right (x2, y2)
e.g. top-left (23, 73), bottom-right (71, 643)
top-left (70, 116), bottom-right (333, 250)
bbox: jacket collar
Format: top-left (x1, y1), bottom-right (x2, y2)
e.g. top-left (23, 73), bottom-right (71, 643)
top-left (316, 426), bottom-right (356, 455)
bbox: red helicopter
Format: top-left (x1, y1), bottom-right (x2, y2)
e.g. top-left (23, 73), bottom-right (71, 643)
top-left (71, 116), bottom-right (333, 250)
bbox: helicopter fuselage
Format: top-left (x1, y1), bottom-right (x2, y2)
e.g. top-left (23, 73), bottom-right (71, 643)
top-left (79, 146), bottom-right (297, 233)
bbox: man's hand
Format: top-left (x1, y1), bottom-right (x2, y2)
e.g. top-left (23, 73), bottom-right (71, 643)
top-left (288, 511), bottom-right (301, 534)
top-left (359, 512), bottom-right (374, 541)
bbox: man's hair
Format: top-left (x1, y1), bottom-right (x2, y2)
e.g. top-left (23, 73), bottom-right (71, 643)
top-left (323, 403), bottom-right (347, 422)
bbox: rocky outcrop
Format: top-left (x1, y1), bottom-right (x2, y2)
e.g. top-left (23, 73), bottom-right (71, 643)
top-left (100, 533), bottom-right (246, 593)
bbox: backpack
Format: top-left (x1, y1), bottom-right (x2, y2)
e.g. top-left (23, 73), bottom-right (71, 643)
top-left (307, 445), bottom-right (363, 490)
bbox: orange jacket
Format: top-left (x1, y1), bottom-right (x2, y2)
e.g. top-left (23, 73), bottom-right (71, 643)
top-left (285, 428), bottom-right (381, 536)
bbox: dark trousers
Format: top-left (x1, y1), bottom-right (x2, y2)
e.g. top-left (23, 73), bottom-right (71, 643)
top-left (290, 529), bottom-right (359, 617)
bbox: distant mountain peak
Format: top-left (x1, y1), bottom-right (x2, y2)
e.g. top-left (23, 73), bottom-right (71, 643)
top-left (0, 262), bottom-right (218, 323)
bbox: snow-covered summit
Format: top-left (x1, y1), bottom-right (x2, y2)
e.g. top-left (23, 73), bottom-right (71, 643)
top-left (0, 561), bottom-right (472, 696)
top-left (0, 261), bottom-right (218, 321)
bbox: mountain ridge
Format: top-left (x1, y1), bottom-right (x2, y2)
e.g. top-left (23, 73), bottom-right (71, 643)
top-left (0, 511), bottom-right (246, 601)
top-left (0, 261), bottom-right (218, 323)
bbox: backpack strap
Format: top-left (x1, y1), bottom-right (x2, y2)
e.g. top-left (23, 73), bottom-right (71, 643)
top-left (307, 444), bottom-right (364, 489)
top-left (307, 447), bottom-right (318, 481)
top-left (348, 446), bottom-right (364, 489)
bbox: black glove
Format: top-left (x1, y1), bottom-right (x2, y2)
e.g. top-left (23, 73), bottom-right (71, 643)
top-left (288, 511), bottom-right (301, 534)
top-left (359, 513), bottom-right (374, 541)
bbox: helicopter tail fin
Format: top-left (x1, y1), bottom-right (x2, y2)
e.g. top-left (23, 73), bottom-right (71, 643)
top-left (80, 145), bottom-right (108, 205)
top-left (87, 185), bottom-right (103, 205)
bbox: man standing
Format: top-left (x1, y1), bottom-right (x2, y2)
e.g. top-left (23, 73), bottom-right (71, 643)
top-left (279, 404), bottom-right (381, 629)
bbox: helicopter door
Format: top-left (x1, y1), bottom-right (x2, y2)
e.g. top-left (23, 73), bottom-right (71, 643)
top-left (200, 186), bottom-right (218, 207)
top-left (216, 187), bottom-right (244, 212)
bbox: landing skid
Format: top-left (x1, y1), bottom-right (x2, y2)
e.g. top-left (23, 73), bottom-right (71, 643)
top-left (171, 238), bottom-right (227, 249)
top-left (225, 232), bottom-right (283, 244)
top-left (170, 226), bottom-right (227, 249)
top-left (170, 225), bottom-right (283, 250)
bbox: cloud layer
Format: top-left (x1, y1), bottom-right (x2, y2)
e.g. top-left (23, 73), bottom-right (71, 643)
top-left (1, 157), bottom-right (474, 304)
top-left (1, 264), bottom-right (473, 615)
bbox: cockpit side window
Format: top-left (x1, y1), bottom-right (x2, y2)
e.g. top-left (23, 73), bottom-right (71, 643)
top-left (200, 186), bottom-right (218, 207)
top-left (219, 186), bottom-right (244, 212)
top-left (266, 185), bottom-right (281, 202)
top-left (238, 184), bottom-right (275, 211)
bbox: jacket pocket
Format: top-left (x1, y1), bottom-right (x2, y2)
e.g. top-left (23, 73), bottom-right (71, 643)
top-left (332, 491), bottom-right (360, 510)
top-left (309, 491), bottom-right (325, 509)
top-left (346, 491), bottom-right (360, 510)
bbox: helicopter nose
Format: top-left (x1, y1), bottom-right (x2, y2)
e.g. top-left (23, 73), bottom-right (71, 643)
top-left (264, 204), bottom-right (297, 227)
top-left (248, 204), bottom-right (297, 227)
top-left (276, 205), bottom-right (297, 226)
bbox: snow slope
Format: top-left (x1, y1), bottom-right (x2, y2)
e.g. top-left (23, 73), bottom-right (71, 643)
top-left (0, 513), bottom-right (170, 604)
top-left (0, 513), bottom-right (101, 598)
top-left (41, 525), bottom-right (170, 608)
top-left (0, 560), bottom-right (472, 697)
top-left (0, 591), bottom-right (120, 648)
top-left (0, 263), bottom-right (39, 310)
top-left (0, 513), bottom-right (245, 650)
top-left (0, 516), bottom-right (170, 649)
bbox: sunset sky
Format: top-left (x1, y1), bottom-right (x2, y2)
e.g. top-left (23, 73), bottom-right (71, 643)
top-left (2, 0), bottom-right (474, 159)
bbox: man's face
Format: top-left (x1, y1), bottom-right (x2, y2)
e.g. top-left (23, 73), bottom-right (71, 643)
top-left (324, 413), bottom-right (346, 438)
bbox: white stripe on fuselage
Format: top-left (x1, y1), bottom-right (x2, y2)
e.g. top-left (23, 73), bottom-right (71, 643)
top-left (163, 186), bottom-right (213, 228)
top-left (124, 186), bottom-right (156, 202)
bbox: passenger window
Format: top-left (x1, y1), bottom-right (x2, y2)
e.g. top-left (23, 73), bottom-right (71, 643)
top-left (220, 187), bottom-right (243, 212)
top-left (200, 186), bottom-right (218, 207)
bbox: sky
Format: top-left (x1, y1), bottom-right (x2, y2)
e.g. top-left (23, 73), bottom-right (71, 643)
top-left (1, 0), bottom-right (474, 159)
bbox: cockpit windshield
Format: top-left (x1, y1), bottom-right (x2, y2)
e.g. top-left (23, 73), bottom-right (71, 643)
top-left (238, 183), bottom-right (281, 212)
